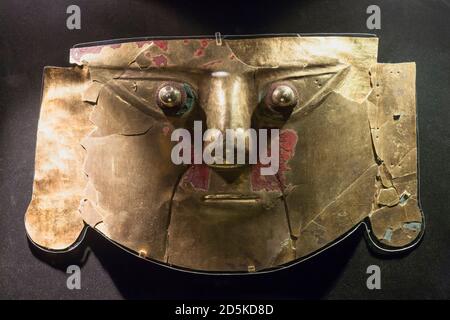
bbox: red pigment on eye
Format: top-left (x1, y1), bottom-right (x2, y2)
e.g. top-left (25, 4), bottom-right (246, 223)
top-left (251, 129), bottom-right (298, 192)
top-left (152, 54), bottom-right (168, 67)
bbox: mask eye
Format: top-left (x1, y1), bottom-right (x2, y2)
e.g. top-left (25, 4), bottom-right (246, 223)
top-left (156, 82), bottom-right (196, 116)
top-left (265, 82), bottom-right (298, 110)
top-left (260, 82), bottom-right (298, 121)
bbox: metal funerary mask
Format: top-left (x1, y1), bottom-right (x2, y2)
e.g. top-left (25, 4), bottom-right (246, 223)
top-left (25, 35), bottom-right (424, 273)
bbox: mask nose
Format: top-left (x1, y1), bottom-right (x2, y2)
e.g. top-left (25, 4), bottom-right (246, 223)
top-left (203, 129), bottom-right (255, 170)
top-left (200, 73), bottom-right (255, 169)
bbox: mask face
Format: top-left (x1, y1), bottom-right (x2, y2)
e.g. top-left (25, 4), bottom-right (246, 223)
top-left (25, 36), bottom-right (424, 273)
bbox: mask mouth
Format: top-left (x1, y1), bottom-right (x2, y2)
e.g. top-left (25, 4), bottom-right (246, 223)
top-left (207, 163), bottom-right (247, 170)
top-left (202, 193), bottom-right (260, 203)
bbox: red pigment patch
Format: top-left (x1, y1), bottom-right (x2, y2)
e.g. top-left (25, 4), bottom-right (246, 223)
top-left (162, 126), bottom-right (172, 136)
top-left (194, 48), bottom-right (204, 57)
top-left (278, 129), bottom-right (298, 186)
top-left (251, 129), bottom-right (298, 192)
top-left (200, 39), bottom-right (209, 48)
top-left (70, 46), bottom-right (103, 62)
top-left (194, 39), bottom-right (210, 57)
top-left (250, 168), bottom-right (280, 192)
top-left (183, 39), bottom-right (190, 45)
top-left (136, 40), bottom-right (152, 48)
top-left (152, 54), bottom-right (168, 67)
top-left (182, 165), bottom-right (210, 191)
top-left (153, 40), bottom-right (168, 51)
top-left (110, 44), bottom-right (122, 49)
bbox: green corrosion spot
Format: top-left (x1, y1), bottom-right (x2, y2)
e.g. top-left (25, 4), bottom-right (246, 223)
top-left (176, 84), bottom-right (196, 116)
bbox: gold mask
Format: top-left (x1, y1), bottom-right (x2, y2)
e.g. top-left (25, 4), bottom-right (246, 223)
top-left (25, 35), bottom-right (424, 273)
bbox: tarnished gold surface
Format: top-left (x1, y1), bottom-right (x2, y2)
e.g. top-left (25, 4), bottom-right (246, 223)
top-left (25, 36), bottom-right (423, 272)
top-left (25, 67), bottom-right (91, 250)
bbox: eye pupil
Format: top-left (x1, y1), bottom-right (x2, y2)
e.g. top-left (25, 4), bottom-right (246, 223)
top-left (158, 85), bottom-right (182, 108)
top-left (271, 85), bottom-right (297, 107)
top-left (156, 82), bottom-right (196, 116)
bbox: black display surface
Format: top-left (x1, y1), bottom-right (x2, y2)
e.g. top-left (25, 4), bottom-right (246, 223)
top-left (0, 0), bottom-right (449, 299)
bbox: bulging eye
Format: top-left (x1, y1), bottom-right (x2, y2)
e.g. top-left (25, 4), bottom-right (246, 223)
top-left (259, 82), bottom-right (298, 122)
top-left (265, 82), bottom-right (298, 110)
top-left (156, 82), bottom-right (196, 116)
top-left (158, 84), bottom-right (183, 107)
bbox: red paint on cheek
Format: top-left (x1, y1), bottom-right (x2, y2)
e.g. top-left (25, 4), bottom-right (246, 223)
top-left (152, 54), bottom-right (168, 67)
top-left (250, 168), bottom-right (280, 192)
top-left (278, 129), bottom-right (298, 186)
top-left (182, 165), bottom-right (210, 191)
top-left (181, 148), bottom-right (210, 191)
top-left (251, 129), bottom-right (298, 192)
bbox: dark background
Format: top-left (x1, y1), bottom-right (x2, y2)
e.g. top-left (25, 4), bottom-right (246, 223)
top-left (0, 0), bottom-right (449, 300)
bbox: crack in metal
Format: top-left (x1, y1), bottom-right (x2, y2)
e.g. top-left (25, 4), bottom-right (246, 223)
top-left (164, 166), bottom-right (191, 263)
